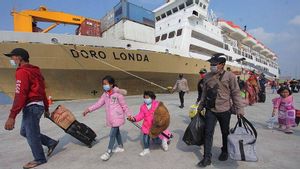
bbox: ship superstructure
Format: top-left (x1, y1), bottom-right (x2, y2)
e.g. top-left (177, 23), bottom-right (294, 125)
top-left (153, 0), bottom-right (278, 77)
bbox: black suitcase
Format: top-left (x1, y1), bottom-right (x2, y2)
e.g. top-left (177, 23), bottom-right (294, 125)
top-left (258, 91), bottom-right (266, 103)
top-left (66, 120), bottom-right (97, 148)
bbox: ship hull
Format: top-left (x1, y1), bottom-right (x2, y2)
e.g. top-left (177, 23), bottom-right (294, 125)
top-left (0, 42), bottom-right (240, 100)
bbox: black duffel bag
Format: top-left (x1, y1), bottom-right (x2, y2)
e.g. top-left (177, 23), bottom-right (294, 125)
top-left (183, 113), bottom-right (205, 146)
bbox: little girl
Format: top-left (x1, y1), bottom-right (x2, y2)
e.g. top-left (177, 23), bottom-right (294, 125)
top-left (272, 87), bottom-right (296, 134)
top-left (128, 91), bottom-right (171, 156)
top-left (83, 75), bottom-right (131, 161)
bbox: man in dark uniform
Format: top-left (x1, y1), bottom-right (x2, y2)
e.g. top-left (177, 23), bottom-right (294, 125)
top-left (196, 68), bottom-right (207, 103)
top-left (197, 53), bottom-right (245, 167)
top-left (4, 48), bottom-right (59, 169)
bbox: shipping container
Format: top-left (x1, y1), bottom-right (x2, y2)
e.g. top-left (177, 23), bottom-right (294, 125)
top-left (127, 3), bottom-right (155, 27)
top-left (100, 9), bottom-right (115, 32)
top-left (76, 19), bottom-right (101, 37)
top-left (112, 1), bottom-right (155, 28)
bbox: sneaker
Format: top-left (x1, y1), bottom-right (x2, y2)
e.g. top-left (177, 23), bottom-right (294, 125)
top-left (139, 149), bottom-right (150, 156)
top-left (47, 140), bottom-right (59, 157)
top-left (112, 147), bottom-right (125, 153)
top-left (278, 125), bottom-right (285, 131)
top-left (267, 124), bottom-right (274, 129)
top-left (218, 151), bottom-right (228, 161)
top-left (100, 152), bottom-right (111, 161)
top-left (197, 158), bottom-right (211, 168)
top-left (161, 139), bottom-right (168, 151)
top-left (284, 128), bottom-right (294, 134)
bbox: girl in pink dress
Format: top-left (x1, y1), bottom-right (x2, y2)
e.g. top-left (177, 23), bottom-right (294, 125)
top-left (272, 87), bottom-right (296, 134)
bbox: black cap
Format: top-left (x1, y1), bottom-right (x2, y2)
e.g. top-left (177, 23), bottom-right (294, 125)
top-left (208, 53), bottom-right (226, 64)
top-left (4, 48), bottom-right (29, 61)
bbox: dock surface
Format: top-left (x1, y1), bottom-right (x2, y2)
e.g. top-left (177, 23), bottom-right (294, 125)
top-left (0, 90), bottom-right (299, 169)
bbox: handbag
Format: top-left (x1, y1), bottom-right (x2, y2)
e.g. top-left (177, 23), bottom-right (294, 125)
top-left (227, 116), bottom-right (258, 162)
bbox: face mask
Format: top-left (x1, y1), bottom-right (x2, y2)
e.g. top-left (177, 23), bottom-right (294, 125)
top-left (103, 84), bottom-right (111, 91)
top-left (210, 66), bottom-right (218, 73)
top-left (144, 98), bottom-right (152, 105)
top-left (9, 60), bottom-right (17, 68)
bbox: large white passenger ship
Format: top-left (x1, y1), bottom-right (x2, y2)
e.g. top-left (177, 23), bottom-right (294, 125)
top-left (0, 0), bottom-right (279, 99)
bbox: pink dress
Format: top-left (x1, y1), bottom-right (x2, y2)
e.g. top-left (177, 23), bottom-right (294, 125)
top-left (272, 95), bottom-right (296, 126)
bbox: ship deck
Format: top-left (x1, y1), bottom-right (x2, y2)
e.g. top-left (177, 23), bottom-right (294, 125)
top-left (0, 90), bottom-right (299, 169)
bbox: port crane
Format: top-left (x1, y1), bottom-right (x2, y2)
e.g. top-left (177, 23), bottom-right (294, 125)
top-left (12, 6), bottom-right (100, 36)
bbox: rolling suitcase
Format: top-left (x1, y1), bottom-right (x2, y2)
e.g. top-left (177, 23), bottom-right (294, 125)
top-left (47, 105), bottom-right (97, 148)
top-left (66, 120), bottom-right (97, 148)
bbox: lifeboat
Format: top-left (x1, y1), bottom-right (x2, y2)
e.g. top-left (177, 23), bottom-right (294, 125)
top-left (218, 19), bottom-right (247, 40)
top-left (260, 47), bottom-right (269, 56)
top-left (253, 42), bottom-right (264, 52)
top-left (218, 20), bottom-right (236, 33)
top-left (242, 34), bottom-right (257, 47)
top-left (267, 51), bottom-right (275, 58)
top-left (230, 26), bottom-right (247, 40)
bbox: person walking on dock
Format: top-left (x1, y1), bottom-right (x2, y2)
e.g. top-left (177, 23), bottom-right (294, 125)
top-left (83, 75), bottom-right (132, 161)
top-left (196, 69), bottom-right (207, 104)
top-left (4, 48), bottom-right (59, 169)
top-left (197, 53), bottom-right (245, 167)
top-left (173, 74), bottom-right (189, 108)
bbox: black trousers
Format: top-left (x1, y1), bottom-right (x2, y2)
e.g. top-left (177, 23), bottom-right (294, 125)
top-left (203, 110), bottom-right (231, 159)
top-left (179, 91), bottom-right (185, 106)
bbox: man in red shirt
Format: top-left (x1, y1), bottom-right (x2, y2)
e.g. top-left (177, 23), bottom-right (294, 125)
top-left (4, 48), bottom-right (59, 169)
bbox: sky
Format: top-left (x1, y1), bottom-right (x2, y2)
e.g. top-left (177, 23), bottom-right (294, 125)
top-left (0, 0), bottom-right (300, 78)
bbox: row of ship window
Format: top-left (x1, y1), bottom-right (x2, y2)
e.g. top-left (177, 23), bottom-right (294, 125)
top-left (155, 29), bottom-right (183, 42)
top-left (232, 48), bottom-right (277, 69)
top-left (233, 48), bottom-right (254, 60)
top-left (156, 0), bottom-right (207, 22)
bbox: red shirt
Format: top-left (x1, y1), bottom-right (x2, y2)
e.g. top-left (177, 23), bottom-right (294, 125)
top-left (9, 64), bottom-right (49, 119)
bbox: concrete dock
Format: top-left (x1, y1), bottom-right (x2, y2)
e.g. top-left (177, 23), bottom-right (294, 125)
top-left (0, 90), bottom-right (299, 169)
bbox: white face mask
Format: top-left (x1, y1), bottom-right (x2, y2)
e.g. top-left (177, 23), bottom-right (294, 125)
top-left (210, 66), bottom-right (218, 73)
top-left (9, 60), bottom-right (17, 68)
top-left (144, 98), bottom-right (152, 105)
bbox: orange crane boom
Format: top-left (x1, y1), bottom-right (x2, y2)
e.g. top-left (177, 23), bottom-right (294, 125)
top-left (12, 6), bottom-right (101, 36)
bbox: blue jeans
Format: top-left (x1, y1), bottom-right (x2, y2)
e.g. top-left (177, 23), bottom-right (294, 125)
top-left (143, 134), bottom-right (150, 149)
top-left (108, 127), bottom-right (123, 151)
top-left (143, 134), bottom-right (162, 149)
top-left (20, 104), bottom-right (57, 163)
top-left (272, 86), bottom-right (277, 94)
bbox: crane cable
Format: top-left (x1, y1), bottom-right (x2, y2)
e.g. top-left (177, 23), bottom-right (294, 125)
top-left (57, 43), bottom-right (169, 91)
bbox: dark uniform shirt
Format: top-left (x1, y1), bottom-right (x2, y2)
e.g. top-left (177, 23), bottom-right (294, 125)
top-left (199, 70), bottom-right (244, 115)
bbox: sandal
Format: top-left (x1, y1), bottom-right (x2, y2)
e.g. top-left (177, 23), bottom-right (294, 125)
top-left (23, 161), bottom-right (44, 169)
top-left (47, 140), bottom-right (59, 156)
